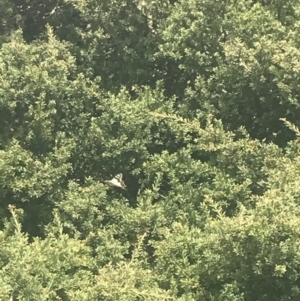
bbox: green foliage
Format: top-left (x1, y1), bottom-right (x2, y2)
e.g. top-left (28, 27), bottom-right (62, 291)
top-left (160, 0), bottom-right (300, 145)
top-left (0, 0), bottom-right (17, 42)
top-left (1, 0), bottom-right (300, 300)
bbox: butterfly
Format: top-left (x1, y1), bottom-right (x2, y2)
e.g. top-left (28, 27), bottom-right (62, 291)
top-left (105, 173), bottom-right (126, 190)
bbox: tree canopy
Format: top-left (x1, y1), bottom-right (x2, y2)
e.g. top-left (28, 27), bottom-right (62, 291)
top-left (1, 0), bottom-right (300, 300)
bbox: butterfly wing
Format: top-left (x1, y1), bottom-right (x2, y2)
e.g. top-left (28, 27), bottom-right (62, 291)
top-left (114, 173), bottom-right (123, 182)
top-left (107, 173), bottom-right (126, 189)
top-left (115, 173), bottom-right (126, 189)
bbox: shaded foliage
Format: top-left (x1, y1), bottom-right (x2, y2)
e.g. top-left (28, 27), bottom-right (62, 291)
top-left (1, 0), bottom-right (300, 300)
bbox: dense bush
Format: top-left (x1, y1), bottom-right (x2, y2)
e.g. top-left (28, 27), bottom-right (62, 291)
top-left (1, 0), bottom-right (300, 300)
